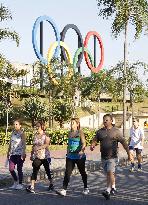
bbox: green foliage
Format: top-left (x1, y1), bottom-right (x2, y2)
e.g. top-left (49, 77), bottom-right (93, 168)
top-left (52, 100), bottom-right (73, 128)
top-left (0, 128), bottom-right (96, 146)
top-left (80, 69), bottom-right (113, 99)
top-left (109, 61), bottom-right (148, 101)
top-left (23, 97), bottom-right (48, 127)
top-left (0, 4), bottom-right (19, 46)
top-left (97, 0), bottom-right (148, 39)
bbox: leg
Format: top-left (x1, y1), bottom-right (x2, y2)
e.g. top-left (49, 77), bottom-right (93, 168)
top-left (31, 158), bottom-right (42, 188)
top-left (136, 149), bottom-right (142, 170)
top-left (129, 146), bottom-right (135, 171)
top-left (42, 159), bottom-right (54, 189)
top-left (106, 159), bottom-right (116, 192)
top-left (9, 155), bottom-right (17, 182)
top-left (107, 171), bottom-right (115, 191)
top-left (76, 157), bottom-right (87, 188)
top-left (16, 155), bottom-right (24, 184)
top-left (102, 159), bottom-right (116, 200)
top-left (63, 158), bottom-right (75, 190)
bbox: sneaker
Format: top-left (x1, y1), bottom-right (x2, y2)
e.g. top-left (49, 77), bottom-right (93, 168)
top-left (102, 190), bottom-right (110, 200)
top-left (110, 188), bottom-right (117, 195)
top-left (26, 185), bottom-right (35, 193)
top-left (129, 167), bottom-right (135, 172)
top-left (82, 188), bottom-right (89, 195)
top-left (9, 182), bottom-right (18, 189)
top-left (48, 184), bottom-right (54, 191)
top-left (16, 184), bottom-right (24, 190)
top-left (58, 189), bottom-right (67, 196)
top-left (137, 167), bottom-right (142, 172)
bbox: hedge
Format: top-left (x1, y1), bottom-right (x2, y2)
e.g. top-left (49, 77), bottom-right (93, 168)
top-left (0, 128), bottom-right (96, 146)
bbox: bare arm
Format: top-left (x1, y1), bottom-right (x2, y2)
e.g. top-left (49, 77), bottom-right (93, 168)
top-left (79, 130), bottom-right (86, 152)
top-left (21, 132), bottom-right (26, 156)
top-left (117, 131), bottom-right (131, 159)
top-left (7, 141), bottom-right (11, 158)
top-left (141, 129), bottom-right (145, 148)
top-left (90, 131), bottom-right (99, 151)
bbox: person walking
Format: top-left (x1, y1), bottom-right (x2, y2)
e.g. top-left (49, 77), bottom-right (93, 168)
top-left (129, 117), bottom-right (145, 172)
top-left (7, 119), bottom-right (26, 190)
top-left (90, 114), bottom-right (131, 200)
top-left (26, 120), bottom-right (53, 193)
top-left (58, 117), bottom-right (89, 196)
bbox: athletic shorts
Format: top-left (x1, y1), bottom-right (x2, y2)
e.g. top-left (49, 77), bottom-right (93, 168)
top-left (101, 158), bottom-right (116, 173)
top-left (129, 146), bottom-right (142, 154)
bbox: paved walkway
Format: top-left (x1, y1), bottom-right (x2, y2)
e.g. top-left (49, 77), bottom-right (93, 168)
top-left (0, 162), bottom-right (148, 205)
top-left (0, 144), bottom-right (148, 183)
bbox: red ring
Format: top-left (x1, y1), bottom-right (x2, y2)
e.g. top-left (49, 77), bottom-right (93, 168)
top-left (84, 31), bottom-right (104, 73)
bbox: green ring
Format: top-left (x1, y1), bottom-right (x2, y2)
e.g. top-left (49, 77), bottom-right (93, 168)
top-left (73, 47), bottom-right (94, 70)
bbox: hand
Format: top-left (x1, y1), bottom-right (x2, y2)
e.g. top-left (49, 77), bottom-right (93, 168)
top-left (90, 145), bottom-right (95, 151)
top-left (79, 150), bottom-right (84, 155)
top-left (128, 153), bottom-right (132, 161)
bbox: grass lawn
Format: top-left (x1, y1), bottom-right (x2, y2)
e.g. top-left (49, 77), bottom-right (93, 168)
top-left (0, 145), bottom-right (67, 156)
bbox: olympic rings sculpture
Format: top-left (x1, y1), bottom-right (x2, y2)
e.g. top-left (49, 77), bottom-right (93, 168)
top-left (32, 15), bottom-right (104, 76)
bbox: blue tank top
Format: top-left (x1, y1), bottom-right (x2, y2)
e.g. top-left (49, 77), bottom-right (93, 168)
top-left (66, 130), bottom-right (86, 159)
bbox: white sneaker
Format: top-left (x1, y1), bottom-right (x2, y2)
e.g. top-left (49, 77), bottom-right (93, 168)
top-left (82, 188), bottom-right (89, 195)
top-left (15, 184), bottom-right (24, 190)
top-left (58, 189), bottom-right (67, 196)
top-left (9, 182), bottom-right (18, 189)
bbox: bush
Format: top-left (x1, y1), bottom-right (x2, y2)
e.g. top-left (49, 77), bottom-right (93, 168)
top-left (0, 128), bottom-right (96, 146)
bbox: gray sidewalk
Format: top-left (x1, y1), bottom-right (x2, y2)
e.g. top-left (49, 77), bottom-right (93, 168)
top-left (0, 162), bottom-right (148, 205)
top-left (0, 145), bottom-right (148, 183)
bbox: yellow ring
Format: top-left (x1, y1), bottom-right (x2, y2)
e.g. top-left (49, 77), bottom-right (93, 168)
top-left (47, 41), bottom-right (73, 78)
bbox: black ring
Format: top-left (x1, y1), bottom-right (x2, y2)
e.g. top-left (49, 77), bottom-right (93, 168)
top-left (60, 24), bottom-right (84, 71)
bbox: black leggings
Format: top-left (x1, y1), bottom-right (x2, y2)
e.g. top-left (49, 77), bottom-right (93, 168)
top-left (31, 158), bottom-right (51, 181)
top-left (63, 157), bottom-right (87, 190)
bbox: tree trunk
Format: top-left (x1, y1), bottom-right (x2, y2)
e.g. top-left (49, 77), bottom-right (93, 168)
top-left (123, 21), bottom-right (128, 137)
top-left (98, 92), bottom-right (101, 128)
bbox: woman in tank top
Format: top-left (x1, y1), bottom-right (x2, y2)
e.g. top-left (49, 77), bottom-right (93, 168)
top-left (7, 119), bottom-right (26, 190)
top-left (26, 120), bottom-right (53, 193)
top-left (57, 117), bottom-right (89, 196)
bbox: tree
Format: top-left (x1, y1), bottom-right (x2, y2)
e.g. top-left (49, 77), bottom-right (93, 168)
top-left (23, 97), bottom-right (48, 127)
top-left (52, 100), bottom-right (73, 128)
top-left (0, 54), bottom-right (27, 102)
top-left (96, 0), bottom-right (148, 136)
top-left (109, 61), bottom-right (148, 117)
top-left (32, 58), bottom-right (78, 127)
top-left (0, 4), bottom-right (19, 46)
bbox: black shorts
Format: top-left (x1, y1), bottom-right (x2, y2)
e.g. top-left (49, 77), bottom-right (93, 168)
top-left (129, 146), bottom-right (142, 154)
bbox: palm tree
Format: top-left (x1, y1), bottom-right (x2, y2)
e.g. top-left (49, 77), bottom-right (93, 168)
top-left (96, 0), bottom-right (148, 137)
top-left (0, 4), bottom-right (19, 47)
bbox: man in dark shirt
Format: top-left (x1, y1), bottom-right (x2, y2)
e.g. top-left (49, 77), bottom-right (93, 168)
top-left (90, 114), bottom-right (131, 200)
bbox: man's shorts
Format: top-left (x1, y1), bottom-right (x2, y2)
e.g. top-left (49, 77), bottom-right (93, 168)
top-left (129, 146), bottom-right (142, 155)
top-left (101, 158), bottom-right (116, 173)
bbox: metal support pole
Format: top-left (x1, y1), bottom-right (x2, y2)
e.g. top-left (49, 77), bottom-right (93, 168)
top-left (94, 36), bottom-right (96, 67)
top-left (78, 36), bottom-right (81, 74)
top-left (40, 21), bottom-right (43, 90)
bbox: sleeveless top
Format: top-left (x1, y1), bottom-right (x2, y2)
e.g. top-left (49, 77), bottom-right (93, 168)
top-left (10, 130), bottom-right (24, 155)
top-left (33, 133), bottom-right (50, 159)
top-left (67, 130), bottom-right (86, 159)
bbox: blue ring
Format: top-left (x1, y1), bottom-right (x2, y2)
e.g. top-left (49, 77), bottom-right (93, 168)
top-left (32, 15), bottom-right (60, 64)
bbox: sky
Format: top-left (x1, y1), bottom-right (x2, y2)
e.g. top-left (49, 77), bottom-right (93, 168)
top-left (1, 0), bottom-right (148, 76)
